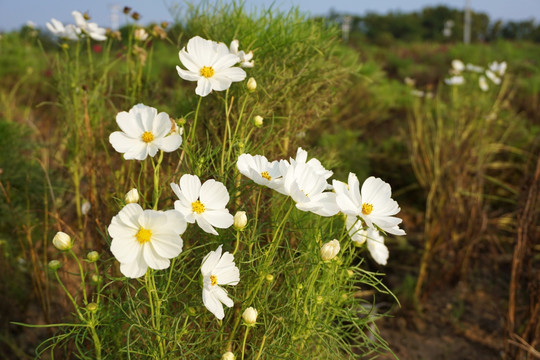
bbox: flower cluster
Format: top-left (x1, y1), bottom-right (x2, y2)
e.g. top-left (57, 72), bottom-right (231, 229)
top-left (47, 11), bottom-right (106, 41)
top-left (237, 147), bottom-right (405, 264)
top-left (444, 59), bottom-right (507, 91)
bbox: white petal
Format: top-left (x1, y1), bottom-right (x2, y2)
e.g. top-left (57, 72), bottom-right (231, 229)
top-left (219, 67), bottom-right (246, 82)
top-left (109, 132), bottom-right (140, 153)
top-left (179, 49), bottom-right (201, 73)
top-left (201, 245), bottom-right (223, 276)
top-left (209, 75), bottom-right (232, 92)
top-left (124, 142), bottom-right (149, 160)
top-left (195, 78), bottom-right (213, 97)
top-left (120, 251), bottom-right (148, 278)
top-left (164, 209), bottom-right (187, 234)
top-left (176, 66), bottom-right (200, 81)
top-left (110, 236), bottom-right (140, 263)
top-left (199, 180), bottom-right (229, 209)
top-left (213, 285), bottom-right (234, 308)
top-left (195, 215), bottom-right (218, 235)
top-left (150, 232), bottom-right (183, 259)
top-left (155, 134), bottom-right (182, 153)
top-left (203, 287), bottom-right (225, 319)
top-left (180, 174), bottom-right (201, 203)
top-left (201, 210), bottom-right (233, 230)
top-left (143, 244), bottom-right (170, 270)
top-left (212, 54), bottom-right (241, 71)
top-left (153, 112), bottom-right (172, 138)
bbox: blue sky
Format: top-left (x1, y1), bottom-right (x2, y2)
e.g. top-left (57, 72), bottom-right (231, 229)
top-left (1, 0), bottom-right (538, 31)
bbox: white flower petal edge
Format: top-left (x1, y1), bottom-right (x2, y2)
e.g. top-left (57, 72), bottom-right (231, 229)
top-left (108, 204), bottom-right (187, 278)
top-left (171, 174), bottom-right (233, 235)
top-left (177, 36), bottom-right (246, 97)
top-left (109, 103), bottom-right (182, 161)
top-left (201, 245), bottom-right (240, 320)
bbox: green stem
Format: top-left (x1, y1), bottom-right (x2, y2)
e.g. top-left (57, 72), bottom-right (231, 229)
top-left (220, 89), bottom-right (232, 175)
top-left (151, 151), bottom-right (164, 210)
top-left (54, 271), bottom-right (85, 322)
top-left (241, 326), bottom-right (250, 360)
top-left (69, 249), bottom-right (88, 305)
top-left (188, 96), bottom-right (203, 149)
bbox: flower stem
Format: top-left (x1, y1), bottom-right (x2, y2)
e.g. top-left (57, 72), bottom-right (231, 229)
top-left (241, 326), bottom-right (250, 360)
top-left (188, 96), bottom-right (203, 148)
top-left (151, 151), bottom-right (164, 210)
top-left (69, 249), bottom-right (88, 305)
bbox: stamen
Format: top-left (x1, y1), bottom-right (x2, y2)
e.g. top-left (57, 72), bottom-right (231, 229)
top-left (141, 131), bottom-right (154, 143)
top-left (136, 228), bottom-right (152, 244)
top-left (210, 275), bottom-right (217, 286)
top-left (260, 171), bottom-right (272, 181)
top-left (361, 203), bottom-right (373, 215)
top-left (192, 200), bottom-right (205, 214)
top-left (200, 66), bottom-right (215, 78)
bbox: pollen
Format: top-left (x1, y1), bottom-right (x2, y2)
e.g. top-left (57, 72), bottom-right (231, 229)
top-left (362, 203), bottom-right (373, 215)
top-left (192, 200), bottom-right (205, 214)
top-left (260, 171), bottom-right (272, 181)
top-left (135, 228), bottom-right (152, 244)
top-left (200, 66), bottom-right (215, 78)
top-left (141, 131), bottom-right (154, 143)
top-left (210, 275), bottom-right (217, 286)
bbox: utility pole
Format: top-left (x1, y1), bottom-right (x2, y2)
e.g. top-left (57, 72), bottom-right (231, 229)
top-left (464, 0), bottom-right (471, 44)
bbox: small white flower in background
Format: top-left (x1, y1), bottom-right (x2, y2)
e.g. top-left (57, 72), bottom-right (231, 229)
top-left (334, 173), bottom-right (405, 236)
top-left (247, 77), bottom-right (257, 91)
top-left (451, 59), bottom-right (465, 73)
top-left (71, 11), bottom-right (107, 41)
top-left (404, 77), bottom-right (416, 87)
top-left (236, 153), bottom-right (284, 192)
top-left (26, 21), bottom-right (36, 29)
top-left (466, 63), bottom-right (484, 73)
top-left (222, 351), bottom-right (236, 360)
top-left (125, 188), bottom-right (139, 204)
top-left (411, 89), bottom-right (425, 98)
top-left (242, 306), bottom-right (258, 326)
top-left (355, 228), bottom-right (389, 265)
top-left (134, 28), bottom-right (149, 41)
top-left (253, 115), bottom-right (264, 127)
top-left (233, 211), bottom-right (247, 231)
top-left (479, 76), bottom-right (489, 92)
top-left (81, 200), bottom-right (91, 215)
top-left (53, 231), bottom-right (73, 251)
top-left (171, 174), bottom-right (234, 235)
top-left (444, 75), bottom-right (464, 86)
top-left (320, 239), bottom-right (340, 261)
top-left (229, 39), bottom-right (254, 68)
top-left (108, 203), bottom-right (186, 278)
top-left (109, 104), bottom-right (183, 161)
top-left (201, 245), bottom-right (240, 320)
top-left (46, 18), bottom-right (80, 40)
top-left (176, 36), bottom-right (246, 97)
top-left (485, 69), bottom-right (501, 85)
top-left (489, 61), bottom-right (507, 77)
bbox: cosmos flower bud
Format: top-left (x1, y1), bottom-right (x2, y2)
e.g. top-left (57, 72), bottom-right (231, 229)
top-left (253, 115), bottom-right (263, 128)
top-left (87, 251), bottom-right (99, 262)
top-left (222, 352), bottom-right (235, 360)
top-left (81, 200), bottom-right (91, 215)
top-left (125, 188), bottom-right (139, 204)
top-left (266, 274), bottom-right (274, 282)
top-left (242, 307), bottom-right (258, 326)
top-left (48, 260), bottom-right (62, 271)
top-left (53, 231), bottom-right (73, 251)
top-left (91, 274), bottom-right (102, 283)
top-left (87, 303), bottom-right (98, 312)
top-left (320, 239), bottom-right (340, 261)
top-left (247, 77), bottom-right (257, 91)
top-left (233, 211), bottom-right (247, 231)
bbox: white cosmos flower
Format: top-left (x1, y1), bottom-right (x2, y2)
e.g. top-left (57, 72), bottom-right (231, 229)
top-left (109, 104), bottom-right (183, 161)
top-left (108, 203), bottom-right (187, 278)
top-left (281, 161), bottom-right (338, 217)
top-left (485, 69), bottom-right (501, 85)
top-left (229, 39), bottom-right (254, 68)
top-left (348, 224), bottom-right (389, 265)
top-left (334, 173), bottom-right (405, 236)
top-left (46, 18), bottom-right (80, 40)
top-left (285, 147), bottom-right (333, 181)
top-left (479, 76), bottom-right (489, 92)
top-left (444, 75), bottom-right (464, 86)
top-left (466, 63), bottom-right (484, 73)
top-left (176, 36), bottom-right (246, 97)
top-left (201, 245), bottom-right (240, 320)
top-left (171, 174), bottom-right (234, 235)
top-left (236, 153), bottom-right (284, 193)
top-left (72, 11), bottom-right (107, 41)
top-left (451, 59), bottom-right (465, 73)
top-left (488, 61), bottom-right (507, 77)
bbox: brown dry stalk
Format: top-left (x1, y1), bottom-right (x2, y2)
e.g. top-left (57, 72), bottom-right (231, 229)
top-left (505, 154), bottom-right (540, 358)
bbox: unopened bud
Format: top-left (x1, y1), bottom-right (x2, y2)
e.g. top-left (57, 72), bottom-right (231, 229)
top-left (233, 211), bottom-right (247, 231)
top-left (222, 352), bottom-right (235, 360)
top-left (316, 295), bottom-right (324, 304)
top-left (81, 200), bottom-right (91, 215)
top-left (87, 303), bottom-right (98, 312)
top-left (247, 77), bottom-right (257, 91)
top-left (242, 307), bottom-right (258, 326)
top-left (253, 115), bottom-right (263, 128)
top-left (48, 260), bottom-right (62, 271)
top-left (125, 188), bottom-right (139, 204)
top-left (53, 231), bottom-right (73, 251)
top-left (131, 12), bottom-right (140, 21)
top-left (266, 274), bottom-right (274, 282)
top-left (91, 274), bottom-right (102, 283)
top-left (320, 239), bottom-right (340, 261)
top-left (87, 251), bottom-right (99, 262)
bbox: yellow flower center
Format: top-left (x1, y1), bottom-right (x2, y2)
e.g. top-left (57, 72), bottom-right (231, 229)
top-left (200, 66), bottom-right (215, 78)
top-left (260, 171), bottom-right (272, 181)
top-left (362, 203), bottom-right (373, 215)
top-left (210, 275), bottom-right (217, 286)
top-left (192, 200), bottom-right (205, 214)
top-left (141, 131), bottom-right (154, 143)
top-left (136, 228), bottom-right (152, 244)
